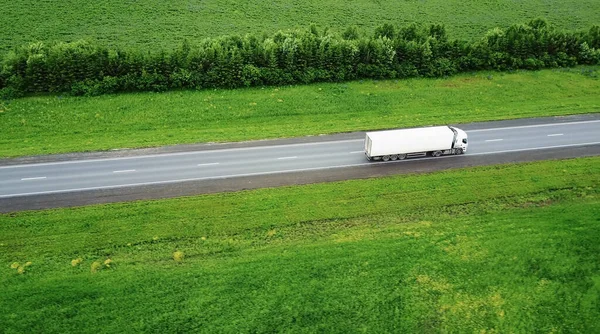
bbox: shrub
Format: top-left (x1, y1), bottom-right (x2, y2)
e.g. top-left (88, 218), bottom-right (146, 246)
top-left (173, 251), bottom-right (184, 263)
top-left (0, 19), bottom-right (598, 96)
top-left (0, 86), bottom-right (24, 99)
top-left (90, 261), bottom-right (102, 273)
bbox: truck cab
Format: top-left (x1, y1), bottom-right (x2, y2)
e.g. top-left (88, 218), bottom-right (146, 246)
top-left (452, 127), bottom-right (468, 153)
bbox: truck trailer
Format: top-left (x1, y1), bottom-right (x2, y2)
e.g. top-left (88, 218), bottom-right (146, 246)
top-left (364, 126), bottom-right (468, 161)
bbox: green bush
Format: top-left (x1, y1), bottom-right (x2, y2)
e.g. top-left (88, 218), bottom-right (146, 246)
top-left (0, 19), bottom-right (598, 96)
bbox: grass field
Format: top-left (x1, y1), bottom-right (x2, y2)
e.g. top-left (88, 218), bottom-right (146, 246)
top-left (1, 157), bottom-right (599, 332)
top-left (1, 0), bottom-right (599, 53)
top-left (1, 67), bottom-right (598, 158)
top-left (2, 1), bottom-right (599, 332)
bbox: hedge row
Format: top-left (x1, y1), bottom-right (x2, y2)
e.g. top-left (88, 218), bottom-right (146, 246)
top-left (0, 18), bottom-right (599, 97)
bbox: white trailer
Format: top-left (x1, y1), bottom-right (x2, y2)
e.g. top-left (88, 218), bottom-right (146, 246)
top-left (364, 126), bottom-right (468, 161)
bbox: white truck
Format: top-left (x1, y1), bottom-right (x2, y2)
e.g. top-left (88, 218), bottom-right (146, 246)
top-left (364, 126), bottom-right (468, 161)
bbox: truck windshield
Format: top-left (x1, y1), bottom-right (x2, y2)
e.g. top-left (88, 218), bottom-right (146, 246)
top-left (463, 138), bottom-right (468, 144)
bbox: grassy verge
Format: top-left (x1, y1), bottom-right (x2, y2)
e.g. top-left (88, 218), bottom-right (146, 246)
top-left (1, 157), bottom-right (599, 332)
top-left (1, 0), bottom-right (599, 52)
top-left (1, 67), bottom-right (599, 158)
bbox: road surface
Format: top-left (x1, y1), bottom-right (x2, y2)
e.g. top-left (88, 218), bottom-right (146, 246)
top-left (1, 114), bottom-right (599, 211)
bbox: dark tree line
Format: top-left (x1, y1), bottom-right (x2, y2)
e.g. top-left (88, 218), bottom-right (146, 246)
top-left (0, 19), bottom-right (598, 98)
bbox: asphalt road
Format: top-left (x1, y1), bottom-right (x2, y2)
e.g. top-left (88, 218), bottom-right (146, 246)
top-left (1, 114), bottom-right (599, 212)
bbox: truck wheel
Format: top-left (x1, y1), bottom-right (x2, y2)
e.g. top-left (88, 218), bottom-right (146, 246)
top-left (456, 148), bottom-right (464, 155)
top-left (398, 154), bottom-right (407, 160)
top-left (432, 151), bottom-right (442, 157)
top-left (382, 155), bottom-right (391, 162)
top-left (390, 154), bottom-right (398, 161)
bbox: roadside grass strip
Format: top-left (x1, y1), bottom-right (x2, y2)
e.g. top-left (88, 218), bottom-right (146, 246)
top-left (1, 67), bottom-right (599, 157)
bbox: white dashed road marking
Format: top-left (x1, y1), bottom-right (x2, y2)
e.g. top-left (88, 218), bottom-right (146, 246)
top-left (21, 177), bottom-right (47, 181)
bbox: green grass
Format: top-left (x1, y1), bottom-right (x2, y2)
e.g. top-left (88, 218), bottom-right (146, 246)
top-left (1, 157), bottom-right (599, 332)
top-left (1, 0), bottom-right (599, 53)
top-left (1, 67), bottom-right (599, 158)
